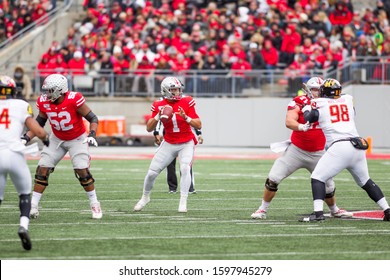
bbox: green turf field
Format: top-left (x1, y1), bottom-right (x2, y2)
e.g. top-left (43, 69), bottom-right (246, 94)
top-left (1, 158), bottom-right (390, 260)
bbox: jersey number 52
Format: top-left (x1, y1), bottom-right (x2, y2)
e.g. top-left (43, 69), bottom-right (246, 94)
top-left (46, 111), bottom-right (74, 131)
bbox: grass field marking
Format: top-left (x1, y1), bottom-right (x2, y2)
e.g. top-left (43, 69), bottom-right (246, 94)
top-left (305, 226), bottom-right (357, 230)
top-left (3, 231), bottom-right (390, 245)
top-left (6, 250), bottom-right (390, 260)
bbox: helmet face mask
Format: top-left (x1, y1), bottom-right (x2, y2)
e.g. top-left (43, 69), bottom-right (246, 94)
top-left (320, 78), bottom-right (342, 99)
top-left (41, 74), bottom-right (68, 102)
top-left (302, 77), bottom-right (324, 99)
top-left (161, 77), bottom-right (184, 101)
top-left (0, 75), bottom-right (16, 99)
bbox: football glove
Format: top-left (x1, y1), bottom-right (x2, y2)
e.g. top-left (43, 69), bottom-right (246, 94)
top-left (298, 122), bottom-right (310, 132)
top-left (83, 131), bottom-right (98, 147)
top-left (21, 134), bottom-right (31, 145)
top-left (42, 135), bottom-right (50, 147)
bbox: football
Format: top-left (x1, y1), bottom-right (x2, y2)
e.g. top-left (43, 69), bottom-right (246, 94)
top-left (160, 105), bottom-right (173, 122)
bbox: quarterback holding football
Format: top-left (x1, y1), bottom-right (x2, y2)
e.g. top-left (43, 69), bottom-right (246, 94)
top-left (134, 76), bottom-right (202, 213)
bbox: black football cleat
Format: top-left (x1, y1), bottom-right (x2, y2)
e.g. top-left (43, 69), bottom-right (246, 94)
top-left (18, 226), bottom-right (32, 251)
top-left (299, 212), bottom-right (325, 222)
top-left (384, 208), bottom-right (390, 221)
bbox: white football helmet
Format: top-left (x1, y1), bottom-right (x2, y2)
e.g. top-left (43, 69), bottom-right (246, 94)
top-left (41, 74), bottom-right (68, 102)
top-left (302, 77), bottom-right (324, 98)
top-left (161, 76), bottom-right (184, 101)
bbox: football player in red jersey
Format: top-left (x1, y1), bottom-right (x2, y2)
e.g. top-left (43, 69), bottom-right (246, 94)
top-left (134, 76), bottom-right (202, 213)
top-left (251, 77), bottom-right (351, 220)
top-left (23, 74), bottom-right (103, 219)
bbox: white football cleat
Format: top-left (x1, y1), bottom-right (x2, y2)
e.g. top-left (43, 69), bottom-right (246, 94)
top-left (331, 208), bottom-right (352, 218)
top-left (251, 209), bottom-right (267, 219)
top-left (30, 204), bottom-right (39, 219)
top-left (134, 195), bottom-right (150, 211)
top-left (178, 196), bottom-right (187, 213)
top-left (91, 202), bottom-right (103, 219)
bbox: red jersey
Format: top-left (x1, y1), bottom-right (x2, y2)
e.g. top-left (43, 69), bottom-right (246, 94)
top-left (151, 96), bottom-right (199, 144)
top-left (36, 91), bottom-right (86, 141)
top-left (287, 95), bottom-right (325, 152)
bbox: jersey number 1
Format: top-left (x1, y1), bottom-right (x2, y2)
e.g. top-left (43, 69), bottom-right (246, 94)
top-left (0, 108), bottom-right (10, 128)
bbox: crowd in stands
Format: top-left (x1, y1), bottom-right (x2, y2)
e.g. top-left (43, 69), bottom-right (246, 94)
top-left (0, 0), bottom-right (53, 45)
top-left (21, 0), bottom-right (390, 94)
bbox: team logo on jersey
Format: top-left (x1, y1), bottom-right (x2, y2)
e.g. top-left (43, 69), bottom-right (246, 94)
top-left (44, 104), bottom-right (50, 109)
top-left (27, 105), bottom-right (33, 115)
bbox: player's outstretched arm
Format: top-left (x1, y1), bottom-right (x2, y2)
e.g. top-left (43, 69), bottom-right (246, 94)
top-left (24, 117), bottom-right (49, 146)
top-left (23, 111), bottom-right (48, 143)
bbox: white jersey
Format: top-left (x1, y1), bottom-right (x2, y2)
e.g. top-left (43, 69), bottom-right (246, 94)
top-left (0, 99), bottom-right (33, 152)
top-left (312, 94), bottom-right (359, 146)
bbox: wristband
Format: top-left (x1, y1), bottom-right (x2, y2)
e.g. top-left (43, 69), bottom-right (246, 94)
top-left (154, 114), bottom-right (160, 121)
top-left (22, 134), bottom-right (31, 143)
top-left (185, 116), bottom-right (192, 123)
top-left (88, 130), bottom-right (96, 138)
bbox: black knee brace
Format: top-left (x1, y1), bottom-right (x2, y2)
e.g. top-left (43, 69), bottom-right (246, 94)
top-left (34, 166), bottom-right (54, 186)
top-left (265, 178), bottom-right (279, 192)
top-left (362, 179), bottom-right (384, 203)
top-left (75, 170), bottom-right (95, 187)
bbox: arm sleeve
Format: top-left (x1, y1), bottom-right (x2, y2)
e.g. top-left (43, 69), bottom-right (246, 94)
top-left (304, 109), bottom-right (319, 123)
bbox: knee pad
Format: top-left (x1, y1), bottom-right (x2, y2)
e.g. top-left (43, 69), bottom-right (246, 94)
top-left (265, 178), bottom-right (279, 192)
top-left (325, 188), bottom-right (336, 199)
top-left (74, 169), bottom-right (95, 187)
top-left (34, 166), bottom-right (53, 186)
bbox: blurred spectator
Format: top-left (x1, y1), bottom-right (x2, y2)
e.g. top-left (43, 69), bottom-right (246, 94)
top-left (285, 54), bottom-right (309, 95)
top-left (231, 54), bottom-right (252, 93)
top-left (261, 40), bottom-right (278, 82)
top-left (97, 51), bottom-right (113, 74)
top-left (328, 0), bottom-right (353, 26)
top-left (247, 42), bottom-right (265, 88)
top-left (187, 50), bottom-right (204, 93)
top-left (132, 55), bottom-right (155, 94)
top-left (280, 24), bottom-right (301, 66)
top-left (61, 26), bottom-right (80, 49)
top-left (48, 54), bottom-right (69, 75)
top-left (59, 46), bottom-right (73, 63)
top-left (112, 46), bottom-right (130, 74)
top-left (349, 11), bottom-right (365, 37)
top-left (31, 3), bottom-right (48, 24)
top-left (13, 65), bottom-right (32, 100)
top-left (36, 54), bottom-right (52, 80)
top-left (67, 50), bottom-right (86, 75)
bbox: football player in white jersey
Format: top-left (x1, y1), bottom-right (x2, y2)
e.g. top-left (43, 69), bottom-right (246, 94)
top-left (0, 75), bottom-right (50, 250)
top-left (251, 77), bottom-right (351, 220)
top-left (302, 78), bottom-right (390, 221)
